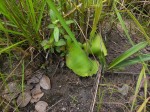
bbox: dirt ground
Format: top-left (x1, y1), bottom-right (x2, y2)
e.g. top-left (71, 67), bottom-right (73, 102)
top-left (0, 22), bottom-right (150, 112)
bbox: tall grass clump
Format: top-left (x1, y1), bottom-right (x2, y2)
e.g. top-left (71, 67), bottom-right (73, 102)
top-left (0, 0), bottom-right (46, 50)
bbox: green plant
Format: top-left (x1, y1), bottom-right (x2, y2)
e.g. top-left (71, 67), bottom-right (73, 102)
top-left (41, 9), bottom-right (74, 55)
top-left (83, 34), bottom-right (107, 66)
top-left (66, 37), bottom-right (99, 77)
top-left (0, 0), bottom-right (46, 48)
top-left (46, 0), bottom-right (100, 77)
top-left (45, 0), bottom-right (150, 77)
top-left (108, 41), bottom-right (148, 69)
top-left (131, 66), bottom-right (148, 111)
top-left (0, 0), bottom-right (149, 73)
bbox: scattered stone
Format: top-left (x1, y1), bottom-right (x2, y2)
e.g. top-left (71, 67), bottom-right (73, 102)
top-left (61, 107), bottom-right (66, 111)
top-left (30, 84), bottom-right (44, 103)
top-left (2, 82), bottom-right (21, 101)
top-left (25, 85), bottom-right (34, 91)
top-left (3, 82), bottom-right (20, 94)
top-left (27, 76), bottom-right (40, 85)
top-left (118, 84), bottom-right (129, 96)
top-left (35, 70), bottom-right (43, 79)
top-left (2, 93), bottom-right (18, 102)
top-left (27, 72), bottom-right (43, 85)
top-left (40, 75), bottom-right (51, 90)
top-left (17, 91), bottom-right (31, 107)
top-left (35, 101), bottom-right (48, 112)
top-left (2, 72), bottom-right (51, 110)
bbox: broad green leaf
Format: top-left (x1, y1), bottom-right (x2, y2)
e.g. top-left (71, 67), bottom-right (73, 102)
top-left (113, 54), bottom-right (150, 68)
top-left (84, 34), bottom-right (107, 56)
top-left (48, 24), bottom-right (55, 29)
top-left (83, 34), bottom-right (107, 66)
top-left (66, 39), bottom-right (99, 77)
top-left (46, 0), bottom-right (79, 46)
top-left (44, 45), bottom-right (51, 50)
top-left (49, 34), bottom-right (54, 44)
top-left (66, 20), bottom-right (74, 25)
top-left (108, 41), bottom-right (148, 69)
top-left (49, 32), bottom-right (55, 43)
top-left (54, 39), bottom-right (66, 46)
top-left (41, 40), bottom-right (49, 47)
top-left (54, 27), bottom-right (59, 42)
top-left (41, 40), bottom-right (52, 50)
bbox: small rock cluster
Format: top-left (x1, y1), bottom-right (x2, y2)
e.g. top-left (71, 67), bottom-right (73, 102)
top-left (2, 72), bottom-right (51, 112)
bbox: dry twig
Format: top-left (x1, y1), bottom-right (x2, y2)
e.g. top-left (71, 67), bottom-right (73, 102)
top-left (89, 67), bottom-right (102, 112)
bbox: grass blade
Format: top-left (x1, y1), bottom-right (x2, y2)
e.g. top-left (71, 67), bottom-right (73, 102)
top-left (0, 20), bottom-right (24, 36)
top-left (137, 97), bottom-right (150, 112)
top-left (143, 69), bottom-right (148, 112)
top-left (90, 0), bottom-right (103, 39)
top-left (114, 2), bottom-right (134, 45)
top-left (108, 41), bottom-right (148, 69)
top-left (26, 0), bottom-right (36, 28)
top-left (0, 40), bottom-right (27, 54)
top-left (126, 9), bottom-right (150, 44)
top-left (112, 53), bottom-right (150, 68)
top-left (131, 67), bottom-right (145, 111)
top-left (36, 0), bottom-right (46, 32)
